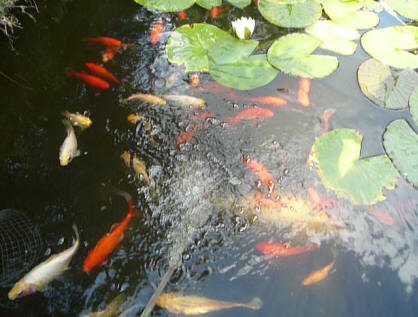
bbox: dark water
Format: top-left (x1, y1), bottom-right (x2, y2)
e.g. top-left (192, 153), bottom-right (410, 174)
top-left (0, 1), bottom-right (417, 316)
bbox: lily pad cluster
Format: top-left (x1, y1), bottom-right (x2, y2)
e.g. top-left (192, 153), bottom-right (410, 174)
top-left (134, 0), bottom-right (251, 11)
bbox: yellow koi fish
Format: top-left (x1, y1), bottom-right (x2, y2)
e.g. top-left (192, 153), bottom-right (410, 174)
top-left (162, 95), bottom-right (206, 109)
top-left (62, 111), bottom-right (92, 130)
top-left (120, 151), bottom-right (155, 189)
top-left (124, 93), bottom-right (166, 106)
top-left (302, 260), bottom-right (335, 286)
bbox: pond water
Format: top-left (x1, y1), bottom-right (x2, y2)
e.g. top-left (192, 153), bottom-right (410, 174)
top-left (0, 0), bottom-right (418, 316)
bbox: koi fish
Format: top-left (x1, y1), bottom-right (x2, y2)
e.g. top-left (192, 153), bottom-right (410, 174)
top-left (127, 114), bottom-right (143, 124)
top-left (189, 74), bottom-right (200, 88)
top-left (60, 119), bottom-right (80, 166)
top-left (124, 93), bottom-right (167, 106)
top-left (150, 19), bottom-right (164, 45)
top-left (366, 206), bottom-right (396, 225)
top-left (178, 11), bottom-right (188, 20)
top-left (210, 4), bottom-right (231, 19)
top-left (85, 63), bottom-right (120, 85)
top-left (102, 47), bottom-right (119, 63)
top-left (298, 78), bottom-right (311, 107)
top-left (302, 260), bottom-right (335, 286)
top-left (247, 96), bottom-right (287, 108)
top-left (322, 108), bottom-right (335, 134)
top-left (225, 107), bottom-right (274, 127)
top-left (157, 293), bottom-right (262, 315)
top-left (308, 187), bottom-right (336, 211)
top-left (61, 111), bottom-right (92, 131)
top-left (257, 242), bottom-right (316, 258)
top-left (84, 293), bottom-right (127, 317)
top-left (68, 69), bottom-right (110, 90)
top-left (174, 126), bottom-right (200, 149)
top-left (163, 95), bottom-right (206, 109)
top-left (120, 151), bottom-right (155, 189)
top-left (9, 225), bottom-right (79, 300)
top-left (85, 36), bottom-right (122, 48)
top-left (83, 194), bottom-right (139, 273)
top-left (199, 83), bottom-right (232, 93)
top-left (253, 193), bottom-right (286, 209)
top-left (242, 155), bottom-right (277, 192)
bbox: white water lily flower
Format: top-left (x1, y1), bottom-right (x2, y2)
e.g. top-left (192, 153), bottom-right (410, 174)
top-left (231, 17), bottom-right (255, 40)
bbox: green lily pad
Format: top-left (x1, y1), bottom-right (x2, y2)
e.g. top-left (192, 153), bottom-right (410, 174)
top-left (310, 129), bottom-right (399, 205)
top-left (258, 0), bottom-right (322, 28)
top-left (196, 0), bottom-right (222, 9)
top-left (134, 0), bottom-right (195, 12)
top-left (321, 0), bottom-right (379, 29)
top-left (383, 119), bottom-right (418, 187)
top-left (305, 20), bottom-right (360, 55)
top-left (227, 0), bottom-right (251, 8)
top-left (209, 54), bottom-right (279, 90)
top-left (167, 23), bottom-right (245, 72)
top-left (358, 59), bottom-right (418, 109)
top-left (410, 87), bottom-right (418, 126)
top-left (361, 26), bottom-right (418, 69)
top-left (385, 0), bottom-right (418, 21)
top-left (267, 33), bottom-right (339, 78)
top-left (208, 37), bottom-right (259, 64)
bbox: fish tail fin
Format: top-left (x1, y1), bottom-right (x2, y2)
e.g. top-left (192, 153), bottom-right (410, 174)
top-left (247, 297), bottom-right (262, 310)
top-left (62, 118), bottom-right (72, 130)
top-left (72, 224), bottom-right (80, 246)
top-left (61, 110), bottom-right (70, 118)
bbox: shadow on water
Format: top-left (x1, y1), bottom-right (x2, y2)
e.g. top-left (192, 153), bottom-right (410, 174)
top-left (0, 0), bottom-right (418, 316)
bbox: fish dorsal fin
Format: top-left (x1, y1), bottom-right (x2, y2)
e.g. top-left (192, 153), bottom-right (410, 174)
top-left (109, 223), bottom-right (120, 233)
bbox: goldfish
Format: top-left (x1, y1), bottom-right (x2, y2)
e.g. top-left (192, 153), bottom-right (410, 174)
top-left (120, 151), bottom-right (155, 188)
top-left (322, 108), bottom-right (335, 134)
top-left (157, 293), bottom-right (262, 315)
top-left (199, 83), bottom-right (231, 93)
top-left (253, 193), bottom-right (286, 209)
top-left (174, 126), bottom-right (200, 149)
top-left (150, 19), bottom-right (164, 45)
top-left (124, 93), bottom-right (167, 106)
top-left (61, 111), bottom-right (92, 131)
top-left (127, 114), bottom-right (143, 124)
top-left (366, 206), bottom-right (396, 225)
top-left (84, 293), bottom-right (127, 317)
top-left (85, 63), bottom-right (120, 85)
top-left (85, 36), bottom-right (122, 48)
top-left (68, 69), bottom-right (110, 90)
top-left (9, 225), bottom-right (79, 300)
top-left (247, 96), bottom-right (287, 108)
top-left (189, 73), bottom-right (200, 88)
top-left (242, 155), bottom-right (277, 192)
top-left (60, 119), bottom-right (80, 166)
top-left (178, 11), bottom-right (188, 20)
top-left (102, 47), bottom-right (119, 63)
top-left (225, 107), bottom-right (274, 127)
top-left (302, 259), bottom-right (335, 286)
top-left (210, 4), bottom-right (231, 19)
top-left (257, 242), bottom-right (316, 258)
top-left (163, 95), bottom-right (206, 110)
top-left (298, 78), bottom-right (311, 107)
top-left (83, 193), bottom-right (139, 273)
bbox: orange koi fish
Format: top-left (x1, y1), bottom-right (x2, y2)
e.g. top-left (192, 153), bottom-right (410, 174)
top-left (298, 78), bottom-right (311, 107)
top-left (85, 63), bottom-right (120, 85)
top-left (247, 96), bottom-right (287, 108)
top-left (210, 4), bottom-right (231, 18)
top-left (257, 242), bottom-right (317, 258)
top-left (366, 206), bottom-right (396, 225)
top-left (150, 19), bottom-right (164, 46)
top-left (225, 107), bottom-right (274, 127)
top-left (68, 69), bottom-right (110, 90)
top-left (102, 46), bottom-right (119, 63)
top-left (83, 194), bottom-right (139, 273)
top-left (253, 193), bottom-right (286, 209)
top-left (322, 109), bottom-right (335, 134)
top-left (174, 126), bottom-right (200, 149)
top-left (308, 187), bottom-right (336, 211)
top-left (199, 83), bottom-right (232, 93)
top-left (242, 156), bottom-right (277, 192)
top-left (189, 74), bottom-right (200, 88)
top-left (178, 11), bottom-right (188, 20)
top-left (85, 36), bottom-right (122, 48)
top-left (302, 260), bottom-right (335, 286)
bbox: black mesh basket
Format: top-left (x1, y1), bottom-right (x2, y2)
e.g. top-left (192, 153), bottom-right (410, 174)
top-left (0, 209), bottom-right (42, 286)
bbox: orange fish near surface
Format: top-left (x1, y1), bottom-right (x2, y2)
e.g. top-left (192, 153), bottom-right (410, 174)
top-left (85, 63), bottom-right (120, 85)
top-left (247, 96), bottom-right (288, 108)
top-left (85, 36), bottom-right (122, 48)
top-left (83, 196), bottom-right (139, 273)
top-left (68, 69), bottom-right (110, 90)
top-left (366, 206), bottom-right (396, 225)
top-left (257, 242), bottom-right (317, 258)
top-left (174, 125), bottom-right (200, 149)
top-left (242, 155), bottom-right (277, 192)
top-left (298, 78), bottom-right (311, 107)
top-left (210, 5), bottom-right (231, 18)
top-left (150, 19), bottom-right (164, 45)
top-left (302, 260), bottom-right (335, 285)
top-left (178, 11), bottom-right (188, 20)
top-left (322, 108), bottom-right (335, 134)
top-left (225, 107), bottom-right (274, 127)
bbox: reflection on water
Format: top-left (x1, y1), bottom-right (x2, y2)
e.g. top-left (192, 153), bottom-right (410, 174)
top-left (0, 1), bottom-right (417, 316)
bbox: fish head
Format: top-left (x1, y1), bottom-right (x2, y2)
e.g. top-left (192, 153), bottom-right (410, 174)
top-left (8, 281), bottom-right (38, 300)
top-left (59, 152), bottom-right (72, 166)
top-left (81, 117), bottom-right (93, 128)
top-left (156, 293), bottom-right (175, 308)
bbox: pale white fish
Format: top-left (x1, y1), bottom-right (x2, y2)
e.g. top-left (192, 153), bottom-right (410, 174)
top-left (61, 110), bottom-right (92, 130)
top-left (8, 225), bottom-right (80, 300)
top-left (59, 119), bottom-right (80, 166)
top-left (162, 95), bottom-right (206, 110)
